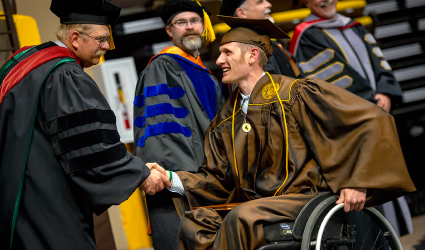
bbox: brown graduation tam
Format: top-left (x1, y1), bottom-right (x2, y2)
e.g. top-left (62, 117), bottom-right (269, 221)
top-left (218, 15), bottom-right (289, 59)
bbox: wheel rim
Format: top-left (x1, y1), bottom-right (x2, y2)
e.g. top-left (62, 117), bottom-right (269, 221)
top-left (301, 197), bottom-right (403, 250)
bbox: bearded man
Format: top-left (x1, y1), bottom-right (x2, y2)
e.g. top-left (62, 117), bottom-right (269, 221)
top-left (133, 0), bottom-right (224, 249)
top-left (148, 16), bottom-right (415, 250)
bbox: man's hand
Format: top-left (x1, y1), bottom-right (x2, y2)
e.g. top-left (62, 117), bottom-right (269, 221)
top-left (374, 93), bottom-right (391, 112)
top-left (140, 168), bottom-right (170, 195)
top-left (336, 188), bottom-right (367, 212)
top-left (146, 162), bottom-right (166, 174)
top-left (145, 162), bottom-right (170, 180)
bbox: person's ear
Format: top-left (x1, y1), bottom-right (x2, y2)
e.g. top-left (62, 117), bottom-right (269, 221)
top-left (235, 7), bottom-right (247, 18)
top-left (166, 26), bottom-right (173, 38)
top-left (70, 31), bottom-right (80, 50)
top-left (249, 48), bottom-right (260, 65)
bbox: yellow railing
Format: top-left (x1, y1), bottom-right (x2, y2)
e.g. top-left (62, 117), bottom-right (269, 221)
top-left (213, 0), bottom-right (367, 35)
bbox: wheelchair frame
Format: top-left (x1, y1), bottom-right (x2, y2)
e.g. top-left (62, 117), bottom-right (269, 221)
top-left (259, 193), bottom-right (403, 250)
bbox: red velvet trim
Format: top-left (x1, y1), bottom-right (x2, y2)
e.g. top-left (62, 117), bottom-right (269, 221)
top-left (338, 21), bottom-right (361, 30)
top-left (0, 46), bottom-right (80, 106)
top-left (0, 46), bottom-right (34, 68)
top-left (289, 19), bottom-right (326, 55)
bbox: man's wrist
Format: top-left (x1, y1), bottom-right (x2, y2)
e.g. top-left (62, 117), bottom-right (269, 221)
top-left (167, 170), bottom-right (173, 184)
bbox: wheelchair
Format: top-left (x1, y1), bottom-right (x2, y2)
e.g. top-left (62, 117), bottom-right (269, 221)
top-left (258, 192), bottom-right (403, 250)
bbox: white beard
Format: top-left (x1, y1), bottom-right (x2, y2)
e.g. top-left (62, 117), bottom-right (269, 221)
top-left (181, 35), bottom-right (202, 51)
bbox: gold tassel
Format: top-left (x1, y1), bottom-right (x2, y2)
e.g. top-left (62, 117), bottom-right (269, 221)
top-left (108, 25), bottom-right (116, 50)
top-left (194, 1), bottom-right (216, 42)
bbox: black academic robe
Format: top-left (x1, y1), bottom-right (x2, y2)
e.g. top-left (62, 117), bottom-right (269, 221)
top-left (291, 16), bottom-right (402, 104)
top-left (265, 41), bottom-right (304, 78)
top-left (0, 42), bottom-right (150, 250)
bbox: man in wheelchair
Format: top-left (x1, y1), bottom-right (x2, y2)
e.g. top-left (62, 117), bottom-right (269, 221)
top-left (142, 16), bottom-right (416, 250)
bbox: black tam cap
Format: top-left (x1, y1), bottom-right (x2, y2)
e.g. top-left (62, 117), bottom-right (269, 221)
top-left (50, 0), bottom-right (121, 26)
top-left (219, 0), bottom-right (245, 16)
top-left (160, 0), bottom-right (210, 25)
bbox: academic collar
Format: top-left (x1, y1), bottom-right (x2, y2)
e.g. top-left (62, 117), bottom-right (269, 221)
top-left (54, 40), bottom-right (83, 67)
top-left (304, 13), bottom-right (351, 28)
top-left (54, 40), bottom-right (68, 48)
top-left (147, 46), bottom-right (208, 70)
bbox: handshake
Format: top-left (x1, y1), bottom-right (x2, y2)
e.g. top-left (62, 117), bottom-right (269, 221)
top-left (140, 163), bottom-right (172, 195)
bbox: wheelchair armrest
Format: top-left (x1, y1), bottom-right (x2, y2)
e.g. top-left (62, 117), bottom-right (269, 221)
top-left (191, 202), bottom-right (243, 212)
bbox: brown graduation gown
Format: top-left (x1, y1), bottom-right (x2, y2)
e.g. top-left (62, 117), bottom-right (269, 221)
top-left (176, 74), bottom-right (415, 250)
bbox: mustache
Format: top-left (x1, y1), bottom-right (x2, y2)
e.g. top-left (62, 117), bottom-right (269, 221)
top-left (320, 0), bottom-right (334, 7)
top-left (183, 31), bottom-right (202, 37)
top-left (95, 50), bottom-right (106, 56)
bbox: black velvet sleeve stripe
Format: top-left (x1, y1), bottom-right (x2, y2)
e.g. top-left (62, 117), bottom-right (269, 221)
top-left (61, 143), bottom-right (128, 174)
top-left (52, 129), bottom-right (120, 155)
top-left (45, 109), bottom-right (116, 135)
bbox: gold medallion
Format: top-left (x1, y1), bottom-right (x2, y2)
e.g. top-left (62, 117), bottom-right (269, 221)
top-left (262, 83), bottom-right (280, 99)
top-left (242, 123), bottom-right (251, 132)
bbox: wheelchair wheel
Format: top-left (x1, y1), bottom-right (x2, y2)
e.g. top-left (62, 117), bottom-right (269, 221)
top-left (301, 196), bottom-right (402, 250)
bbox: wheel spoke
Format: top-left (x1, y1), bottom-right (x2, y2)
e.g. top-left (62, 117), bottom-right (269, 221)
top-left (359, 227), bottom-right (371, 250)
top-left (362, 211), bottom-right (366, 243)
top-left (375, 239), bottom-right (390, 250)
top-left (371, 230), bottom-right (382, 249)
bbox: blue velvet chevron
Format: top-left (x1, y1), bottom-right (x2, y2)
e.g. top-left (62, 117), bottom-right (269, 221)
top-left (134, 84), bottom-right (185, 108)
top-left (167, 54), bottom-right (217, 121)
top-left (135, 54), bottom-right (217, 148)
top-left (137, 122), bottom-right (192, 148)
top-left (134, 103), bottom-right (189, 128)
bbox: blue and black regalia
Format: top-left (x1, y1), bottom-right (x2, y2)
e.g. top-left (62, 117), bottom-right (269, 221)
top-left (133, 46), bottom-right (224, 249)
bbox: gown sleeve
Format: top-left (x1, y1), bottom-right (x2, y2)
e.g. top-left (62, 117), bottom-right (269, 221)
top-left (177, 122), bottom-right (235, 208)
top-left (356, 26), bottom-right (402, 102)
top-left (133, 57), bottom-right (203, 172)
top-left (40, 62), bottom-right (150, 215)
top-left (290, 77), bottom-right (415, 206)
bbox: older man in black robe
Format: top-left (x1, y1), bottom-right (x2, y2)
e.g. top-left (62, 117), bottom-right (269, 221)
top-left (0, 1), bottom-right (168, 249)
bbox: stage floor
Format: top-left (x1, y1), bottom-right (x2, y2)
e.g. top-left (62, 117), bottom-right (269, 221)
top-left (400, 214), bottom-right (425, 250)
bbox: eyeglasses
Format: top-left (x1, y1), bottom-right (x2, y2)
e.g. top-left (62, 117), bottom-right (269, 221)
top-left (170, 18), bottom-right (203, 28)
top-left (78, 32), bottom-right (110, 46)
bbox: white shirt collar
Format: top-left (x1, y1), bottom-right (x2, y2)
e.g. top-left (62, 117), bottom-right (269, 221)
top-left (304, 14), bottom-right (351, 28)
top-left (54, 40), bottom-right (69, 49)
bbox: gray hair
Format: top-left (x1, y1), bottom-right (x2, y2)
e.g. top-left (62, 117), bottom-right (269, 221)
top-left (56, 24), bottom-right (96, 42)
top-left (233, 0), bottom-right (249, 17)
